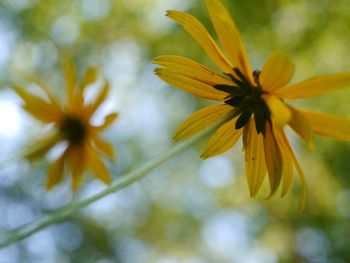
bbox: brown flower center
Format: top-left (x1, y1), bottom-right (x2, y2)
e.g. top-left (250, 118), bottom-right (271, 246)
top-left (60, 116), bottom-right (87, 144)
top-left (213, 68), bottom-right (270, 135)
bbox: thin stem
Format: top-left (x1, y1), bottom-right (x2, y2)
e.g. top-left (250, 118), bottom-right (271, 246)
top-left (0, 119), bottom-right (224, 248)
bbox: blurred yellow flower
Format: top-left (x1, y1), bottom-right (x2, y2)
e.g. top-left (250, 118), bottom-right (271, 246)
top-left (154, 0), bottom-right (350, 209)
top-left (15, 58), bottom-right (118, 191)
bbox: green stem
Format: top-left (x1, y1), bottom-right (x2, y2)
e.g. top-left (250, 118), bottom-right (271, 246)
top-left (0, 121), bottom-right (220, 248)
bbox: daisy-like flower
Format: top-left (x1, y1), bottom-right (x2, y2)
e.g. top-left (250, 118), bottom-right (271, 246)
top-left (15, 58), bottom-right (118, 191)
top-left (154, 0), bottom-right (350, 209)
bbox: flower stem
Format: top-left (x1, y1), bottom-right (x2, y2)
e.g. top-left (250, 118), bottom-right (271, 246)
top-left (0, 120), bottom-right (222, 248)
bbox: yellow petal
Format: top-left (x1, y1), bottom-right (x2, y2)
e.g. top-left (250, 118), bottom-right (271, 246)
top-left (274, 73), bottom-right (350, 99)
top-left (281, 155), bottom-right (294, 197)
top-left (46, 153), bottom-right (66, 190)
top-left (275, 129), bottom-right (307, 210)
top-left (85, 82), bottom-right (110, 118)
top-left (204, 0), bottom-right (252, 84)
top-left (263, 124), bottom-right (283, 197)
top-left (69, 90), bottom-right (85, 115)
top-left (259, 51), bottom-right (295, 92)
top-left (288, 107), bottom-right (314, 148)
top-left (242, 124), bottom-right (250, 150)
top-left (155, 68), bottom-right (227, 101)
top-left (201, 117), bottom-right (242, 159)
top-left (174, 104), bottom-right (233, 141)
top-left (245, 119), bottom-right (266, 197)
top-left (25, 133), bottom-right (61, 161)
top-left (63, 58), bottom-right (85, 114)
top-left (166, 10), bottom-right (233, 73)
top-left (63, 57), bottom-right (77, 102)
top-left (300, 110), bottom-right (350, 141)
top-left (27, 77), bottom-right (62, 108)
top-left (93, 137), bottom-right (116, 161)
top-left (153, 55), bottom-right (233, 86)
top-left (275, 130), bottom-right (295, 197)
top-left (80, 67), bottom-right (98, 89)
top-left (262, 94), bottom-right (291, 126)
top-left (86, 146), bottom-right (112, 184)
top-left (14, 85), bottom-right (62, 123)
top-left (92, 112), bottom-right (119, 133)
top-left (66, 145), bottom-right (86, 191)
top-left (22, 104), bottom-right (61, 124)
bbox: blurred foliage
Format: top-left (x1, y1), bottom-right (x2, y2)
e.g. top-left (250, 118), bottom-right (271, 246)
top-left (0, 0), bottom-right (350, 262)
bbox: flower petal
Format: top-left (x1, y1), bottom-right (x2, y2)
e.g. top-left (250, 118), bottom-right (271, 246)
top-left (92, 112), bottom-right (119, 133)
top-left (242, 125), bottom-right (250, 150)
top-left (27, 77), bottom-right (62, 108)
top-left (63, 57), bottom-right (77, 102)
top-left (281, 154), bottom-right (294, 197)
top-left (46, 152), bottom-right (66, 190)
top-left (275, 131), bottom-right (295, 197)
top-left (205, 0), bottom-right (252, 83)
top-left (66, 145), bottom-right (86, 191)
top-left (85, 82), bottom-right (110, 118)
top-left (155, 68), bottom-right (228, 101)
top-left (300, 110), bottom-right (350, 141)
top-left (245, 119), bottom-right (266, 197)
top-left (275, 128), bottom-right (307, 210)
top-left (14, 85), bottom-right (62, 123)
top-left (262, 94), bottom-right (291, 126)
top-left (69, 90), bottom-right (85, 114)
top-left (93, 137), bottom-right (116, 161)
top-left (166, 10), bottom-right (233, 73)
top-left (201, 116), bottom-right (242, 159)
top-left (153, 55), bottom-right (233, 86)
top-left (288, 107), bottom-right (314, 148)
top-left (274, 73), bottom-right (350, 99)
top-left (63, 58), bottom-right (86, 113)
top-left (259, 51), bottom-right (295, 92)
top-left (25, 133), bottom-right (61, 161)
top-left (263, 123), bottom-right (283, 197)
top-left (174, 104), bottom-right (232, 141)
top-left (86, 146), bottom-right (112, 184)
top-left (80, 67), bottom-right (98, 90)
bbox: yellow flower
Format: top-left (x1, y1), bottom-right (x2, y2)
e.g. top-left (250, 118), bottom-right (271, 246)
top-left (15, 58), bottom-right (118, 191)
top-left (154, 0), bottom-right (350, 209)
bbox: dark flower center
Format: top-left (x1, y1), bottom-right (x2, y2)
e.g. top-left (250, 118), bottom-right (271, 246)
top-left (60, 116), bottom-right (87, 144)
top-left (214, 68), bottom-right (270, 135)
